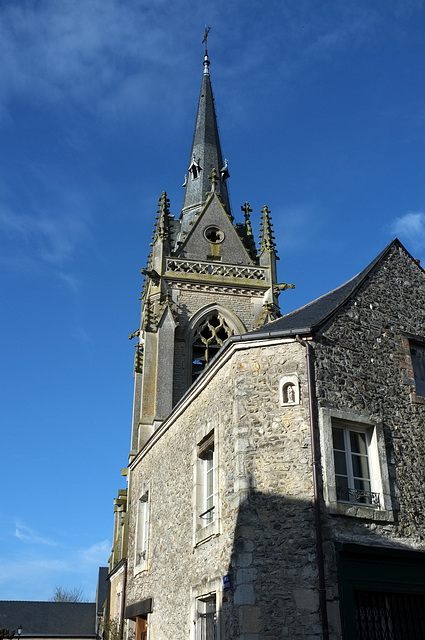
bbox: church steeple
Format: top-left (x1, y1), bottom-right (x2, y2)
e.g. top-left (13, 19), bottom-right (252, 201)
top-left (128, 40), bottom-right (289, 455)
top-left (181, 36), bottom-right (230, 225)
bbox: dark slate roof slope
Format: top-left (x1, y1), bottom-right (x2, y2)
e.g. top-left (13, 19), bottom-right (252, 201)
top-left (249, 239), bottom-right (414, 337)
top-left (0, 601), bottom-right (97, 637)
top-left (96, 567), bottom-right (109, 616)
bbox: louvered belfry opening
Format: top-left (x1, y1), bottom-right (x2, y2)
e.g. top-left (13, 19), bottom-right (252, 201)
top-left (191, 311), bottom-right (233, 382)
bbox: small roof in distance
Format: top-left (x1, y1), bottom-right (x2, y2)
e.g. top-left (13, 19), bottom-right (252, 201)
top-left (0, 601), bottom-right (97, 638)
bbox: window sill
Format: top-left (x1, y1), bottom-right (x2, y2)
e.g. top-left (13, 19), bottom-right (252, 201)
top-left (133, 562), bottom-right (149, 576)
top-left (194, 520), bottom-right (219, 547)
top-left (327, 501), bottom-right (394, 522)
top-left (410, 391), bottom-right (425, 404)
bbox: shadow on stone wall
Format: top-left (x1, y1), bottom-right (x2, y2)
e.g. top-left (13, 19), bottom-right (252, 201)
top-left (221, 484), bottom-right (321, 638)
top-left (215, 480), bottom-right (425, 639)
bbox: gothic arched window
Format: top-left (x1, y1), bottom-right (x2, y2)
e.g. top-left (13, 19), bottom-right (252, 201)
top-left (192, 311), bottom-right (233, 382)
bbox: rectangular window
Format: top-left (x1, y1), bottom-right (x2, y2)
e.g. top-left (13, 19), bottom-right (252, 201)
top-left (320, 409), bottom-right (393, 520)
top-left (332, 422), bottom-right (379, 507)
top-left (194, 429), bottom-right (219, 545)
top-left (198, 433), bottom-right (215, 527)
top-left (410, 341), bottom-right (425, 397)
top-left (196, 593), bottom-right (216, 640)
top-left (135, 492), bottom-right (149, 570)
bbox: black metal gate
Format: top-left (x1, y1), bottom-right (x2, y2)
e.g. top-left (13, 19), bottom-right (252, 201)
top-left (355, 589), bottom-right (425, 640)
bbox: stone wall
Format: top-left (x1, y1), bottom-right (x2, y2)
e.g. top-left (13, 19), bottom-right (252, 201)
top-left (171, 284), bottom-right (266, 403)
top-left (313, 243), bottom-right (425, 625)
top-left (126, 339), bottom-right (323, 639)
top-left (125, 243), bottom-right (425, 639)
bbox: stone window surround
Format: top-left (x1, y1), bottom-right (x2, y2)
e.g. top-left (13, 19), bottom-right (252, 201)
top-left (109, 562), bottom-right (126, 621)
top-left (191, 313), bottom-right (233, 383)
top-left (134, 481), bottom-right (151, 575)
top-left (319, 408), bottom-right (394, 522)
top-left (405, 335), bottom-right (425, 405)
top-left (204, 225), bottom-right (225, 244)
top-left (186, 303), bottom-right (245, 389)
top-left (190, 577), bottom-right (222, 640)
top-left (193, 426), bottom-right (220, 547)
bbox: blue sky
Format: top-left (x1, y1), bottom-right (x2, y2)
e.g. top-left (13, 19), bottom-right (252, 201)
top-left (1, 0), bottom-right (425, 601)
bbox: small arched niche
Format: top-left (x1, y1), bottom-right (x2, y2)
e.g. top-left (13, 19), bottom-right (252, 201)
top-left (280, 374), bottom-right (300, 406)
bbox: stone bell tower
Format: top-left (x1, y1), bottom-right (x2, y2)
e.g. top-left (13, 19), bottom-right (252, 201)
top-left (129, 42), bottom-right (293, 457)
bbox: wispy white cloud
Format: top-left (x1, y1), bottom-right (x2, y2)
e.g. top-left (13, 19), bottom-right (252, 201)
top-left (0, 0), bottom-right (421, 123)
top-left (77, 540), bottom-right (111, 567)
top-left (58, 271), bottom-right (81, 294)
top-left (0, 0), bottom-right (195, 121)
top-left (14, 520), bottom-right (58, 547)
top-left (0, 172), bottom-right (92, 284)
top-left (0, 558), bottom-right (69, 583)
top-left (0, 205), bottom-right (87, 278)
top-left (391, 211), bottom-right (425, 250)
top-left (0, 521), bottom-right (110, 600)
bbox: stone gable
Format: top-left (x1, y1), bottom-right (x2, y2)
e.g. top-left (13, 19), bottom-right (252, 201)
top-left (315, 243), bottom-right (425, 536)
top-left (126, 339), bottom-right (322, 639)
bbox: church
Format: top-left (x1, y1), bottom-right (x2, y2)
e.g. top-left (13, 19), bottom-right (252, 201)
top-left (106, 41), bottom-right (425, 640)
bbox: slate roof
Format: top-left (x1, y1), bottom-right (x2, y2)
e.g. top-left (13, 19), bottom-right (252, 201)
top-left (95, 567), bottom-right (109, 617)
top-left (0, 601), bottom-right (97, 638)
top-left (248, 239), bottom-right (411, 338)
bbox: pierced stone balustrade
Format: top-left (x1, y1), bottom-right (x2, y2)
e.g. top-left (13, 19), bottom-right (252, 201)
top-left (165, 258), bottom-right (269, 285)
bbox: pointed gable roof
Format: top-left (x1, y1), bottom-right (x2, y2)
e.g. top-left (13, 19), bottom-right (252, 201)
top-left (181, 52), bottom-right (230, 220)
top-left (176, 192), bottom-right (255, 264)
top-left (249, 239), bottom-right (421, 337)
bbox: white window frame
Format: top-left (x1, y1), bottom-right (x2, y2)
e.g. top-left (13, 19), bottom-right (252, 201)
top-left (193, 428), bottom-right (219, 546)
top-left (190, 578), bottom-right (221, 640)
top-left (332, 422), bottom-right (377, 506)
top-left (202, 446), bottom-right (215, 526)
top-left (134, 486), bottom-right (150, 573)
top-left (195, 593), bottom-right (217, 640)
top-left (319, 408), bottom-right (393, 521)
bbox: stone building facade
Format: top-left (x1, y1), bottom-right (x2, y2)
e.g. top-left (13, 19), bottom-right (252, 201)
top-left (108, 46), bottom-right (425, 640)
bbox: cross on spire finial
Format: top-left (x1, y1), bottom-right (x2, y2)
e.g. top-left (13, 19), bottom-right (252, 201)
top-left (202, 26), bottom-right (211, 75)
top-left (202, 26), bottom-right (211, 54)
top-left (242, 202), bottom-right (253, 220)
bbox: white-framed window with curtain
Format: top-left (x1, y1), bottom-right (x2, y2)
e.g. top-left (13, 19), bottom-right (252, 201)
top-left (332, 422), bottom-right (378, 506)
top-left (194, 428), bottom-right (219, 545)
top-left (319, 408), bottom-right (393, 521)
top-left (134, 490), bottom-right (150, 572)
top-left (196, 593), bottom-right (216, 640)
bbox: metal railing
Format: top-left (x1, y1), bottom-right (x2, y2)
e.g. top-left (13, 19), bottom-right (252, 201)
top-left (337, 488), bottom-right (380, 507)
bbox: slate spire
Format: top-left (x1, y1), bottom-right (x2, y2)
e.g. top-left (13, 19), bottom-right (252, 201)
top-left (181, 39), bottom-right (231, 223)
